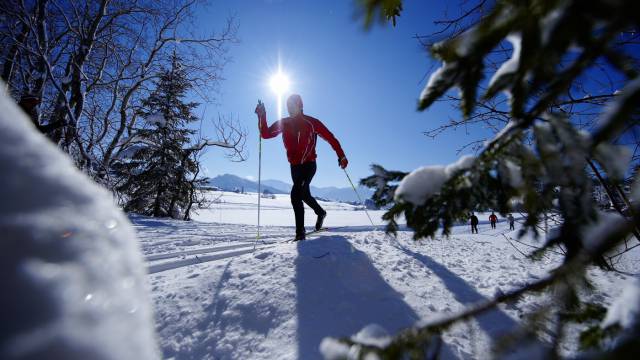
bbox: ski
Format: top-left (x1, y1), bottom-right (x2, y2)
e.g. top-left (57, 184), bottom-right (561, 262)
top-left (284, 227), bottom-right (330, 243)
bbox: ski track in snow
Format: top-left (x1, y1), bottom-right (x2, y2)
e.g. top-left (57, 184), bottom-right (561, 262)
top-left (133, 192), bottom-right (637, 360)
top-left (146, 243), bottom-right (255, 262)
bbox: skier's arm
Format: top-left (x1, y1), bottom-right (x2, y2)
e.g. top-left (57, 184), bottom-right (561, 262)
top-left (312, 118), bottom-right (345, 160)
top-left (255, 102), bottom-right (281, 139)
top-left (260, 116), bottom-right (282, 139)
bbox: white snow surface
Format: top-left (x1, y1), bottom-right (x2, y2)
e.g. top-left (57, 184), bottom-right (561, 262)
top-left (395, 155), bottom-right (475, 205)
top-left (0, 86), bottom-right (158, 359)
top-left (135, 191), bottom-right (638, 359)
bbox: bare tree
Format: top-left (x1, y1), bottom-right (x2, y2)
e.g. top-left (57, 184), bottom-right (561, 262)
top-left (0, 0), bottom-right (238, 183)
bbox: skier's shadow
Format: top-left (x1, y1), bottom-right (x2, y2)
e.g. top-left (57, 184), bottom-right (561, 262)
top-left (294, 236), bottom-right (461, 359)
top-left (396, 246), bottom-right (547, 356)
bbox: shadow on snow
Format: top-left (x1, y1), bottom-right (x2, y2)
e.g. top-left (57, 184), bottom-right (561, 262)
top-left (295, 236), bottom-right (461, 359)
top-left (397, 246), bottom-right (547, 357)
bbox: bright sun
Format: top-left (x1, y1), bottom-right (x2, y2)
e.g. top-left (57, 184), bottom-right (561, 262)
top-left (269, 71), bottom-right (290, 95)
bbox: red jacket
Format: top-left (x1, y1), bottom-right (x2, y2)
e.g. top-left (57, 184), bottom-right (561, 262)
top-left (489, 214), bottom-right (498, 222)
top-left (259, 113), bottom-right (345, 165)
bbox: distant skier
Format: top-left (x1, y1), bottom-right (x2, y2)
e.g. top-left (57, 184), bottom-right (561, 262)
top-left (255, 94), bottom-right (348, 241)
top-left (470, 213), bottom-right (479, 234)
top-left (489, 212), bottom-right (498, 229)
top-left (508, 213), bottom-right (515, 231)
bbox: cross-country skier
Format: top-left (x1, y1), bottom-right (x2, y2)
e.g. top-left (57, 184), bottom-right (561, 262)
top-left (489, 212), bottom-right (498, 229)
top-left (507, 213), bottom-right (515, 231)
top-left (255, 94), bottom-right (348, 241)
top-left (470, 213), bottom-right (479, 234)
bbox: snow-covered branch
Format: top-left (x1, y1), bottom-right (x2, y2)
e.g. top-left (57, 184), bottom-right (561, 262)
top-left (186, 139), bottom-right (234, 151)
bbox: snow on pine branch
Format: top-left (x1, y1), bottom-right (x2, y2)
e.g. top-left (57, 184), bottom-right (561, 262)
top-left (144, 113), bottom-right (166, 127)
top-left (602, 277), bottom-right (640, 330)
top-left (394, 155), bottom-right (476, 205)
top-left (594, 76), bottom-right (640, 144)
top-left (487, 33), bottom-right (522, 95)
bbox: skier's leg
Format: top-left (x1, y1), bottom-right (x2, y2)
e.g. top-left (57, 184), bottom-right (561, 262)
top-left (290, 165), bottom-right (305, 237)
top-left (300, 162), bottom-right (326, 230)
top-left (300, 162), bottom-right (325, 216)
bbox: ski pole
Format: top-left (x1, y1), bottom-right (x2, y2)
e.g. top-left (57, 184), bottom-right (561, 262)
top-left (343, 168), bottom-right (377, 230)
top-left (254, 101), bottom-right (263, 250)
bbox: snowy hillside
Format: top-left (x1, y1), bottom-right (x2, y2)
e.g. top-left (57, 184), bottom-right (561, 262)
top-left (192, 190), bottom-right (381, 227)
top-left (207, 174), bottom-right (288, 194)
top-left (208, 174), bottom-right (376, 203)
top-left (135, 192), bottom-right (637, 359)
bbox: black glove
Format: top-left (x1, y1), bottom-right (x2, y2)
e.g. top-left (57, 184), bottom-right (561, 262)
top-left (339, 157), bottom-right (348, 169)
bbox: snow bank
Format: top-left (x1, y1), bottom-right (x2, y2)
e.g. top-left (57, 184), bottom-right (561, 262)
top-left (395, 155), bottom-right (475, 205)
top-left (0, 85), bottom-right (158, 359)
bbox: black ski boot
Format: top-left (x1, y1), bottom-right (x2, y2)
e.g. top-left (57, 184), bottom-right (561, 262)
top-left (294, 229), bottom-right (306, 241)
top-left (315, 211), bottom-right (327, 231)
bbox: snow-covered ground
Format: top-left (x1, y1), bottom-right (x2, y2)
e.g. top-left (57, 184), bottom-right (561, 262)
top-left (192, 191), bottom-right (386, 228)
top-left (135, 191), bottom-right (637, 359)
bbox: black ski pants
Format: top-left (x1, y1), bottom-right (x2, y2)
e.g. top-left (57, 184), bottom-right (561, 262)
top-left (290, 161), bottom-right (325, 235)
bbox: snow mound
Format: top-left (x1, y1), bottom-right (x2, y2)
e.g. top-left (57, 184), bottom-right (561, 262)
top-left (0, 85), bottom-right (158, 359)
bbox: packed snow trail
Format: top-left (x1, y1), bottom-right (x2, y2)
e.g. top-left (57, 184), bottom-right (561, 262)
top-left (145, 228), bottom-right (343, 274)
top-left (133, 210), bottom-right (635, 359)
top-left (145, 243), bottom-right (255, 261)
top-left (148, 247), bottom-right (265, 274)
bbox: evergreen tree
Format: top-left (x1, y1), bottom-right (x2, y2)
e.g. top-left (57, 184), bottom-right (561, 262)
top-left (322, 1), bottom-right (640, 358)
top-left (113, 55), bottom-right (202, 219)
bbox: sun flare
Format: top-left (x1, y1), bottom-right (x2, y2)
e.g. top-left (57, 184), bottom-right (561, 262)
top-left (269, 71), bottom-right (290, 95)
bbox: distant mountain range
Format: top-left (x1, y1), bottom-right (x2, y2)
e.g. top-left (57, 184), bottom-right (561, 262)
top-left (206, 174), bottom-right (375, 203)
top-left (205, 174), bottom-right (286, 195)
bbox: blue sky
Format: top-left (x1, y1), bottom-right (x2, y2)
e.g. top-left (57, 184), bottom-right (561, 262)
top-left (196, 0), bottom-right (495, 187)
